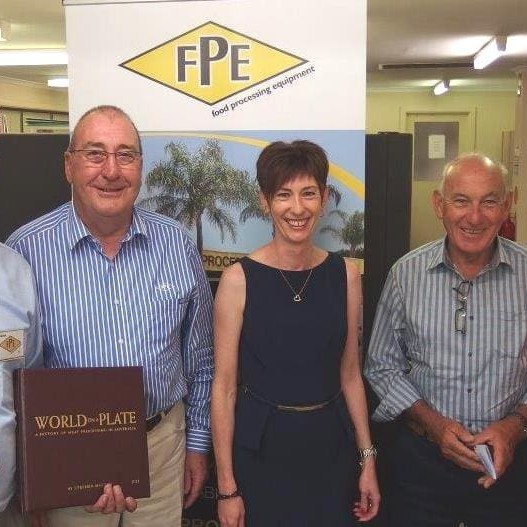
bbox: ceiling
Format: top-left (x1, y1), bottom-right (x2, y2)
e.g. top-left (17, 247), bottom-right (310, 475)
top-left (1, 0), bottom-right (527, 92)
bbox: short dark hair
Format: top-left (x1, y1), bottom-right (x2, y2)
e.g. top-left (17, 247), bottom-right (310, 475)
top-left (256, 140), bottom-right (328, 199)
top-left (68, 105), bottom-right (142, 154)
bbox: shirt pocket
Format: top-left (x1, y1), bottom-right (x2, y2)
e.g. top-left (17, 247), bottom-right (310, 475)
top-left (491, 309), bottom-right (527, 359)
top-left (149, 288), bottom-right (191, 338)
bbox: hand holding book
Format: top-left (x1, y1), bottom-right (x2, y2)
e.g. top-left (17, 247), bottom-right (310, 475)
top-left (14, 367), bottom-right (150, 513)
top-left (84, 483), bottom-right (137, 514)
top-left (29, 484), bottom-right (137, 526)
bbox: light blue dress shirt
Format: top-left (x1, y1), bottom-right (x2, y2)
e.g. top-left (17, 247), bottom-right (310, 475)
top-left (7, 202), bottom-right (214, 452)
top-left (365, 237), bottom-right (527, 433)
top-left (0, 243), bottom-right (42, 511)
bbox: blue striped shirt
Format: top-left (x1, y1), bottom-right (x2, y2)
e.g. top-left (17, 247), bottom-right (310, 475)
top-left (7, 202), bottom-right (213, 452)
top-left (365, 237), bottom-right (527, 433)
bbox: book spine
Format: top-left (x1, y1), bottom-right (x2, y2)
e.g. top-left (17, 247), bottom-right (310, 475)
top-left (13, 369), bottom-right (29, 514)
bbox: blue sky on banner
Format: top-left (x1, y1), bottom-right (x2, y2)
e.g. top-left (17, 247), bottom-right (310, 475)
top-left (137, 130), bottom-right (364, 254)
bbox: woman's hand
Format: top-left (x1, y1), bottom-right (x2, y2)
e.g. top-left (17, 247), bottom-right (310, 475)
top-left (218, 496), bottom-right (245, 527)
top-left (352, 458), bottom-right (381, 522)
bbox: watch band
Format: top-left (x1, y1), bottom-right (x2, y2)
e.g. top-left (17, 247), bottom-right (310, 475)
top-left (508, 411), bottom-right (527, 434)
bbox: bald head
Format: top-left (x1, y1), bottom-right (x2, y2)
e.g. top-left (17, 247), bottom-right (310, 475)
top-left (439, 153), bottom-right (508, 199)
top-left (68, 105), bottom-right (142, 154)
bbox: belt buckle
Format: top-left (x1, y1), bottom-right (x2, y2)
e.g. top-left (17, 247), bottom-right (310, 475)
top-left (146, 405), bottom-right (173, 433)
top-left (276, 401), bottom-right (327, 412)
top-left (146, 413), bottom-right (162, 433)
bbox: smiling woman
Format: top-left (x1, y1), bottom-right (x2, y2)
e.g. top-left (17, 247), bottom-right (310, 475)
top-left (211, 140), bottom-right (380, 527)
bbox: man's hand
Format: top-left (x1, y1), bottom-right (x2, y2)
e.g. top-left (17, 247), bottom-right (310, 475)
top-left (184, 452), bottom-right (209, 509)
top-left (30, 510), bottom-right (48, 527)
top-left (424, 414), bottom-right (483, 471)
top-left (29, 484), bottom-right (136, 525)
top-left (470, 417), bottom-right (523, 488)
top-left (84, 483), bottom-right (137, 514)
top-left (406, 401), bottom-right (482, 472)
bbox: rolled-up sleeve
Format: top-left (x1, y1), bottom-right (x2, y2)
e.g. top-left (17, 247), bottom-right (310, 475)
top-left (364, 268), bottom-right (421, 422)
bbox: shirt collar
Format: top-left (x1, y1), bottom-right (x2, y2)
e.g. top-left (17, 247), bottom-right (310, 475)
top-left (427, 236), bottom-right (511, 274)
top-left (66, 202), bottom-right (148, 250)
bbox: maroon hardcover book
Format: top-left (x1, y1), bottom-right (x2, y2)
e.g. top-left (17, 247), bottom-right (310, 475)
top-left (13, 366), bottom-right (150, 513)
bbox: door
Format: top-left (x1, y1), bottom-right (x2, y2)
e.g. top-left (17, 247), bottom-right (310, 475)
top-left (405, 111), bottom-right (475, 249)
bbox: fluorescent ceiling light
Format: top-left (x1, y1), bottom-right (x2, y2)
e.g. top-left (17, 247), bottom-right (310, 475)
top-left (0, 49), bottom-right (68, 66)
top-left (0, 20), bottom-right (11, 42)
top-left (48, 78), bottom-right (69, 88)
top-left (473, 36), bottom-right (507, 70)
top-left (433, 79), bottom-right (449, 96)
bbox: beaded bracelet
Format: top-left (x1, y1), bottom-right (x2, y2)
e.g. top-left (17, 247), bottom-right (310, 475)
top-left (217, 488), bottom-right (242, 500)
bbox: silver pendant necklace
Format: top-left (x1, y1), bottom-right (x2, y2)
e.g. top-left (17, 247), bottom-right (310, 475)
top-left (278, 268), bottom-right (313, 302)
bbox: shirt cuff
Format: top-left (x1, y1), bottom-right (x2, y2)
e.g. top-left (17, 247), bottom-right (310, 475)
top-left (186, 428), bottom-right (211, 453)
top-left (372, 386), bottom-right (421, 422)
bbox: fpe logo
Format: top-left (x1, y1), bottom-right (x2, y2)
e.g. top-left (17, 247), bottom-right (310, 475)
top-left (120, 21), bottom-right (308, 105)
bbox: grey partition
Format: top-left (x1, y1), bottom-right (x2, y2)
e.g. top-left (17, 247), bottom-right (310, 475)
top-left (0, 134), bottom-right (71, 241)
top-left (363, 132), bottom-right (412, 351)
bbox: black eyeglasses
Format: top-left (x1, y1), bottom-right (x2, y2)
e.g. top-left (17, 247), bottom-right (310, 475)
top-left (69, 149), bottom-right (142, 166)
top-left (453, 280), bottom-right (471, 334)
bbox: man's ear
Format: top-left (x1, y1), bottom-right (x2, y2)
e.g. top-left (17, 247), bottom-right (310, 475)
top-left (64, 151), bottom-right (73, 184)
top-left (504, 190), bottom-right (513, 216)
top-left (432, 190), bottom-right (444, 220)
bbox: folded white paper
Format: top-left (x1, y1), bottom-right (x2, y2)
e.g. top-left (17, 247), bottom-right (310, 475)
top-left (474, 444), bottom-right (496, 479)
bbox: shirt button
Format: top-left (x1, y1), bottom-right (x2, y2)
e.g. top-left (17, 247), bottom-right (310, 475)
top-left (118, 339), bottom-right (125, 345)
top-left (114, 299), bottom-right (120, 305)
top-left (468, 352), bottom-right (473, 357)
top-left (467, 388), bottom-right (472, 393)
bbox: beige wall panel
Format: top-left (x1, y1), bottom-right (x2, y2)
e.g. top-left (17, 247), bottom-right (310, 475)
top-left (0, 79), bottom-right (68, 113)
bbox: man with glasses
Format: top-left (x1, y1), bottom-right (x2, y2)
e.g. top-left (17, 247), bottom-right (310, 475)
top-left (7, 105), bottom-right (213, 527)
top-left (365, 153), bottom-right (527, 527)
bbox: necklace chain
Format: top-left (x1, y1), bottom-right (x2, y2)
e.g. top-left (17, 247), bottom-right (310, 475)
top-left (278, 268), bottom-right (313, 302)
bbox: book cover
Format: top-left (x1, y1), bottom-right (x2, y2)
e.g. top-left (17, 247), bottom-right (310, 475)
top-left (14, 366), bottom-right (150, 513)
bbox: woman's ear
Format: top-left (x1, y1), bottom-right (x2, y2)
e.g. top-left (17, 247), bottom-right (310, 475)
top-left (321, 186), bottom-right (329, 208)
top-left (259, 192), bottom-right (270, 214)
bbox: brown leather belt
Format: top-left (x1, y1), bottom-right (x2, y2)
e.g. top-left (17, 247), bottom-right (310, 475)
top-left (146, 405), bottom-right (173, 433)
top-left (243, 385), bottom-right (340, 412)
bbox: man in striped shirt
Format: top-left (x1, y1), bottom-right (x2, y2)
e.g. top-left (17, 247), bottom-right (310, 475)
top-left (365, 153), bottom-right (527, 527)
top-left (7, 105), bottom-right (213, 527)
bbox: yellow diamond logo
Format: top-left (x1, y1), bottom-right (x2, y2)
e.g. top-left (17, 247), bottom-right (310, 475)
top-left (0, 336), bottom-right (21, 353)
top-left (120, 21), bottom-right (308, 105)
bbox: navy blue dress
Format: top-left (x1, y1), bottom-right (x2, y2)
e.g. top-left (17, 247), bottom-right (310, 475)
top-left (233, 253), bottom-right (358, 526)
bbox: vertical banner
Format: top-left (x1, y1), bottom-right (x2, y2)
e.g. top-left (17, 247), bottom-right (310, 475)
top-left (64, 0), bottom-right (366, 522)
